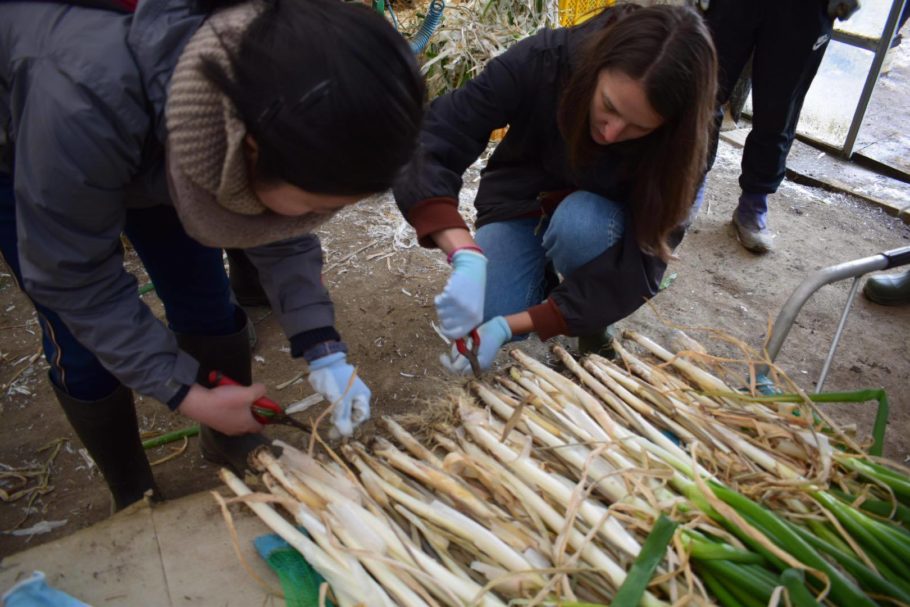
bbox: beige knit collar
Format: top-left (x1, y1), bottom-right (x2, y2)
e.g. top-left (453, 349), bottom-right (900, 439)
top-left (164, 2), bottom-right (337, 248)
top-left (166, 1), bottom-right (265, 216)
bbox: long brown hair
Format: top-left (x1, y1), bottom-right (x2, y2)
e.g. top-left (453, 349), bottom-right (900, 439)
top-left (558, 4), bottom-right (717, 262)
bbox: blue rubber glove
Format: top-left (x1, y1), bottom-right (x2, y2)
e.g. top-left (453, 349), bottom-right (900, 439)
top-left (440, 316), bottom-right (512, 374)
top-left (436, 249), bottom-right (487, 339)
top-left (2, 571), bottom-right (88, 607)
top-left (308, 352), bottom-right (371, 437)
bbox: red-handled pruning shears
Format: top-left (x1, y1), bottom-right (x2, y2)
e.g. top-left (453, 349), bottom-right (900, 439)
top-left (208, 370), bottom-right (310, 433)
top-left (455, 329), bottom-right (482, 378)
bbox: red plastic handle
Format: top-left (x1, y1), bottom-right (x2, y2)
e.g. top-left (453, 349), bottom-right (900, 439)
top-left (455, 329), bottom-right (481, 356)
top-left (208, 370), bottom-right (283, 424)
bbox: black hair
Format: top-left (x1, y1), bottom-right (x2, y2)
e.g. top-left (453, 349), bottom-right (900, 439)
top-left (201, 0), bottom-right (425, 196)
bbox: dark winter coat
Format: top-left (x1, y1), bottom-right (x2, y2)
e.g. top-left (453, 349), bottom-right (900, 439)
top-left (0, 0), bottom-right (336, 406)
top-left (394, 9), bottom-right (682, 338)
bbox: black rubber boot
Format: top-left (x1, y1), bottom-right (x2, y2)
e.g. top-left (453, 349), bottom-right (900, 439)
top-left (863, 270), bottom-right (910, 306)
top-left (225, 248), bottom-right (269, 307)
top-left (176, 311), bottom-right (268, 474)
top-left (53, 382), bottom-right (158, 511)
top-left (577, 325), bottom-right (619, 360)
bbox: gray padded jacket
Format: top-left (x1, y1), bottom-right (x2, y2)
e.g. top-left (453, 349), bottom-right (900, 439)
top-left (0, 0), bottom-right (336, 406)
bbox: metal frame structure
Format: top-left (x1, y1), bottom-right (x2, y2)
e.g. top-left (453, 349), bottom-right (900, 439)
top-left (762, 246), bottom-right (910, 392)
top-left (816, 0), bottom-right (908, 158)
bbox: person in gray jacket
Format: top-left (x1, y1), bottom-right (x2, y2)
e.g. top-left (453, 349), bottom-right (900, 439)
top-left (0, 0), bottom-right (424, 509)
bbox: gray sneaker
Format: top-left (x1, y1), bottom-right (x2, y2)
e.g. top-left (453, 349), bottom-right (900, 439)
top-left (732, 211), bottom-right (774, 253)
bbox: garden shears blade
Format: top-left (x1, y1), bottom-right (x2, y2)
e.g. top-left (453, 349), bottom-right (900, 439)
top-left (455, 328), bottom-right (482, 378)
top-left (208, 371), bottom-right (310, 434)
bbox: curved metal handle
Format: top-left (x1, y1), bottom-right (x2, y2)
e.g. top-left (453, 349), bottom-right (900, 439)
top-left (765, 245), bottom-right (910, 365)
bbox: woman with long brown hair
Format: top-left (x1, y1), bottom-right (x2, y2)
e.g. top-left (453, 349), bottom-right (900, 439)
top-left (394, 3), bottom-right (717, 371)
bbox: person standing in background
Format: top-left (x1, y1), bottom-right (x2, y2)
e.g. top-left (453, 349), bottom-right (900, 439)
top-left (703, 0), bottom-right (860, 254)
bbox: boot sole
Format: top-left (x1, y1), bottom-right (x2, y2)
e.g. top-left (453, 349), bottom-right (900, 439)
top-left (863, 293), bottom-right (910, 306)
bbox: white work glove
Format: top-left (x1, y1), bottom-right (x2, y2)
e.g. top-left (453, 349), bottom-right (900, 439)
top-left (307, 352), bottom-right (371, 437)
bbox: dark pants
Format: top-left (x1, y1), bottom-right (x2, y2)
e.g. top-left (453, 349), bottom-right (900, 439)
top-left (705, 0), bottom-right (834, 195)
top-left (899, 1), bottom-right (910, 43)
top-left (0, 172), bottom-right (236, 401)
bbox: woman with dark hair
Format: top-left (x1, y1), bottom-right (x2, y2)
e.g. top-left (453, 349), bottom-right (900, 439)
top-left (0, 0), bottom-right (424, 509)
top-left (394, 3), bottom-right (716, 372)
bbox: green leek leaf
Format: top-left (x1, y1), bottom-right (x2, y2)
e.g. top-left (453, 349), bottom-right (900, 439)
top-left (610, 514), bottom-right (677, 607)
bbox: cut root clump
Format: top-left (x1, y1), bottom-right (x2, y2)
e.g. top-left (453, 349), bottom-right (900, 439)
top-left (390, 386), bottom-right (466, 439)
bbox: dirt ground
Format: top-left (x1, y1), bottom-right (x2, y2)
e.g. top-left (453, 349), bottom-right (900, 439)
top-left (2, 80), bottom-right (909, 563)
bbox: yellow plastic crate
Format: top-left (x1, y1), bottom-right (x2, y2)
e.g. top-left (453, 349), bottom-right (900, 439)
top-left (559, 0), bottom-right (614, 26)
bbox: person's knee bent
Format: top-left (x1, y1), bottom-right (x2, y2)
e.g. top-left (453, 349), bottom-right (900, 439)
top-left (476, 218), bottom-right (549, 322)
top-left (542, 191), bottom-right (625, 278)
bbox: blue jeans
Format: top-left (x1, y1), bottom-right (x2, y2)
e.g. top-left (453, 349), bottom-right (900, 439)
top-left (475, 191), bottom-right (626, 330)
top-left (0, 172), bottom-right (237, 400)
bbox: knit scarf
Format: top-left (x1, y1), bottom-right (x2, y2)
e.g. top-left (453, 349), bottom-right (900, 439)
top-left (166, 1), bottom-right (336, 248)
